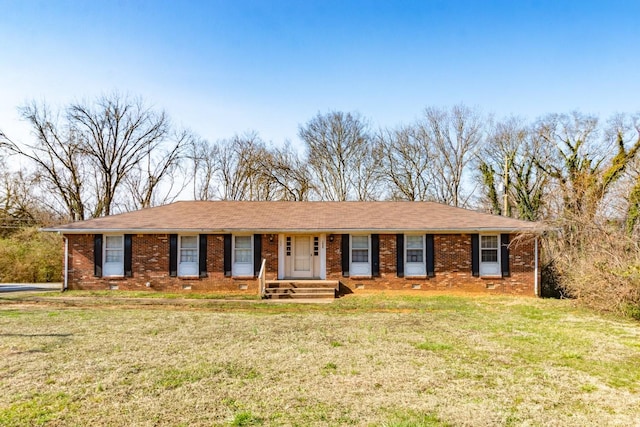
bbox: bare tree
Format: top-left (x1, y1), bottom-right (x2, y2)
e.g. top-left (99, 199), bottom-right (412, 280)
top-left (217, 138), bottom-right (248, 200)
top-left (0, 169), bottom-right (36, 233)
top-left (376, 125), bottom-right (432, 201)
top-left (2, 104), bottom-right (88, 220)
top-left (188, 137), bottom-right (221, 201)
top-left (216, 133), bottom-right (277, 201)
top-left (188, 136), bottom-right (313, 202)
top-left (2, 94), bottom-right (184, 220)
top-left (299, 111), bottom-right (376, 201)
top-left (418, 105), bottom-right (485, 207)
top-left (122, 129), bottom-right (192, 210)
top-left (0, 136), bottom-right (60, 233)
top-left (258, 142), bottom-right (314, 201)
top-left (68, 93), bottom-right (170, 217)
top-left (353, 141), bottom-right (383, 201)
top-left (478, 117), bottom-right (548, 220)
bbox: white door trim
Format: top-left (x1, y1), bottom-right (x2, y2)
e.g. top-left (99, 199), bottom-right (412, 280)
top-left (292, 235), bottom-right (313, 278)
top-left (278, 233), bottom-right (285, 280)
top-left (319, 234), bottom-right (326, 280)
top-left (280, 234), bottom-right (326, 279)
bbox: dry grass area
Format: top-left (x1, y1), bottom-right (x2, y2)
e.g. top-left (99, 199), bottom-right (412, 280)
top-left (1, 293), bottom-right (639, 426)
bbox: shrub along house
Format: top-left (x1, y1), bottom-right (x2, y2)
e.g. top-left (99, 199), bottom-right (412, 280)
top-left (46, 201), bottom-right (542, 298)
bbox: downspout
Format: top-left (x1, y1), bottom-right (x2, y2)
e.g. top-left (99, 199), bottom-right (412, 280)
top-left (63, 235), bottom-right (69, 292)
top-left (534, 237), bottom-right (539, 297)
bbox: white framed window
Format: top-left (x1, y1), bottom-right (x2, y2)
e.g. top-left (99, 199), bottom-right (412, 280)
top-left (233, 235), bottom-right (253, 276)
top-left (405, 234), bottom-right (425, 276)
top-left (178, 235), bottom-right (199, 277)
top-left (103, 235), bottom-right (124, 277)
top-left (480, 234), bottom-right (500, 276)
top-left (350, 235), bottom-right (371, 276)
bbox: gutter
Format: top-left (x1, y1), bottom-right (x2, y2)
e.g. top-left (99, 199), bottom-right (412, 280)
top-left (43, 227), bottom-right (543, 235)
top-left (63, 235), bottom-right (69, 292)
top-left (534, 237), bottom-right (539, 297)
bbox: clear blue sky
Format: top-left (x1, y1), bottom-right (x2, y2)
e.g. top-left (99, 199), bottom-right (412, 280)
top-left (1, 0), bottom-right (638, 148)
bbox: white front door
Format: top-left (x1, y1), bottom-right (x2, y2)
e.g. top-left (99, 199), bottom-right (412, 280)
top-left (292, 235), bottom-right (313, 278)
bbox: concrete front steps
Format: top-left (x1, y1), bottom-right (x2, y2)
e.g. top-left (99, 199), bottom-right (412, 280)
top-left (263, 280), bottom-right (339, 300)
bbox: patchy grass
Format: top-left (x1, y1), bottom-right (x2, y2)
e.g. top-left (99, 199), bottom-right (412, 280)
top-left (230, 410), bottom-right (263, 426)
top-left (0, 293), bottom-right (639, 426)
top-left (414, 340), bottom-right (453, 352)
top-left (39, 290), bottom-right (262, 300)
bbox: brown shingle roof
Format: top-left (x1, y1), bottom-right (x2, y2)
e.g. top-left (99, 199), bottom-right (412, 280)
top-left (46, 201), bottom-right (541, 234)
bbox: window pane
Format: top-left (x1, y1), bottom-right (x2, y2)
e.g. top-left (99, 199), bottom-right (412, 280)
top-left (105, 249), bottom-right (123, 263)
top-left (352, 249), bottom-right (368, 263)
top-left (481, 235), bottom-right (498, 249)
top-left (180, 249), bottom-right (197, 263)
top-left (235, 249), bottom-right (251, 263)
top-left (235, 236), bottom-right (252, 249)
top-left (407, 249), bottom-right (423, 263)
top-left (406, 235), bottom-right (423, 249)
top-left (105, 235), bottom-right (123, 249)
top-left (181, 236), bottom-right (198, 249)
top-left (234, 236), bottom-right (252, 264)
top-left (481, 249), bottom-right (498, 263)
top-left (352, 235), bottom-right (368, 249)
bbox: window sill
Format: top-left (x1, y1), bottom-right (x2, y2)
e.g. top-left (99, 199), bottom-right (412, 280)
top-left (233, 275), bottom-right (256, 280)
top-left (102, 275), bottom-right (126, 280)
top-left (178, 275), bottom-right (201, 280)
top-left (405, 275), bottom-right (428, 279)
top-left (480, 275), bottom-right (503, 280)
top-left (349, 275), bottom-right (373, 280)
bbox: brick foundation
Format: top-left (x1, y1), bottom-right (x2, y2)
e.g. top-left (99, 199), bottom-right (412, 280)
top-left (65, 232), bottom-right (538, 296)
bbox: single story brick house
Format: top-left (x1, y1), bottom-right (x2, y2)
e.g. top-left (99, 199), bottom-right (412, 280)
top-left (45, 201), bottom-right (542, 297)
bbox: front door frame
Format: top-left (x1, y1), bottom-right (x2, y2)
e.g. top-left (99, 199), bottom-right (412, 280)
top-left (292, 235), bottom-right (313, 278)
top-left (278, 233), bottom-right (326, 280)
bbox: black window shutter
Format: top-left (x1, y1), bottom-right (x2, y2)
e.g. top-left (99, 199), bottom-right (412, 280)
top-left (169, 234), bottom-right (178, 277)
top-left (199, 234), bottom-right (208, 278)
top-left (371, 234), bottom-right (380, 277)
top-left (426, 234), bottom-right (435, 277)
top-left (94, 234), bottom-right (103, 277)
top-left (253, 234), bottom-right (262, 277)
top-left (471, 234), bottom-right (480, 277)
top-left (341, 234), bottom-right (350, 277)
top-left (501, 233), bottom-right (510, 277)
top-left (124, 234), bottom-right (133, 277)
top-left (396, 234), bottom-right (404, 278)
top-left (224, 234), bottom-right (232, 277)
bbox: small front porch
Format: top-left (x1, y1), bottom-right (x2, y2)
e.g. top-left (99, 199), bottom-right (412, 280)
top-left (262, 279), bottom-right (339, 300)
top-left (260, 233), bottom-right (336, 299)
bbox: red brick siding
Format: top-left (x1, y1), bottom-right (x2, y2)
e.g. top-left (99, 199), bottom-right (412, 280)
top-left (68, 234), bottom-right (270, 292)
top-left (325, 233), bottom-right (536, 295)
top-left (436, 234), bottom-right (471, 272)
top-left (206, 235), bottom-right (224, 274)
top-left (379, 234), bottom-right (396, 274)
top-left (68, 234), bottom-right (103, 290)
top-left (326, 234), bottom-right (343, 275)
top-left (65, 232), bottom-right (537, 295)
top-left (262, 234), bottom-right (279, 279)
